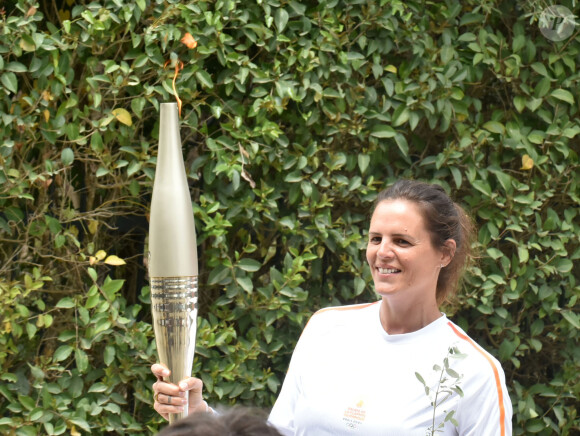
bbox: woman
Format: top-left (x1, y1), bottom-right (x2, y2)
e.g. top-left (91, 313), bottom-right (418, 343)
top-left (152, 180), bottom-right (512, 435)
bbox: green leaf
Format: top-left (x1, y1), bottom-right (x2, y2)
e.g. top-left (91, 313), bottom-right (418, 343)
top-left (531, 62), bottom-right (549, 77)
top-left (518, 246), bottom-right (529, 264)
top-left (1, 72), bottom-right (18, 94)
top-left (61, 147), bottom-right (74, 166)
top-left (101, 279), bottom-right (124, 298)
top-left (195, 70), bottom-right (214, 89)
top-left (88, 383), bottom-right (108, 393)
top-left (354, 277), bottom-right (365, 296)
top-left (5, 62), bottom-right (27, 73)
top-left (69, 418), bottom-right (91, 432)
top-left (471, 180), bottom-right (492, 197)
top-left (439, 45), bottom-right (456, 65)
top-left (370, 125), bottom-right (396, 138)
top-left (104, 346), bottom-right (116, 366)
top-left (75, 349), bottom-right (89, 373)
top-left (26, 323), bottom-right (37, 339)
top-left (212, 105), bottom-right (222, 121)
top-left (526, 419), bottom-right (546, 433)
top-left (555, 258), bottom-right (573, 273)
top-left (526, 97), bottom-right (542, 112)
top-left (279, 216), bottom-right (296, 229)
top-left (53, 345), bottom-right (73, 362)
top-left (85, 292), bottom-right (100, 309)
top-left (289, 1), bottom-right (306, 15)
top-left (19, 395), bottom-right (36, 410)
top-left (266, 375), bottom-right (280, 393)
top-left (486, 248), bottom-right (503, 260)
top-left (551, 89), bottom-right (574, 105)
top-left (512, 35), bottom-right (525, 52)
top-left (394, 133), bottom-right (409, 156)
top-left (490, 169), bottom-right (512, 192)
top-left (300, 180), bottom-right (312, 197)
top-left (392, 106), bottom-right (410, 127)
top-left (237, 258), bottom-right (262, 272)
top-left (527, 131), bottom-right (545, 144)
top-left (208, 265), bottom-right (230, 285)
top-left (483, 121), bottom-right (505, 135)
top-left (358, 154), bottom-right (370, 174)
top-left (534, 77), bottom-right (551, 98)
top-left (561, 310), bottom-right (580, 329)
top-left (460, 13), bottom-right (484, 26)
top-left (274, 8), bottom-right (289, 33)
top-left (236, 276), bottom-right (253, 292)
top-left (56, 297), bottom-right (75, 309)
top-left (457, 32), bottom-right (476, 42)
top-left (530, 319), bottom-right (544, 336)
top-left (513, 96), bottom-right (526, 113)
top-left (449, 167), bottom-right (462, 188)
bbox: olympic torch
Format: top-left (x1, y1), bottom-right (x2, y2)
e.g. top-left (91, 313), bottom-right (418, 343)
top-left (149, 102), bottom-right (198, 424)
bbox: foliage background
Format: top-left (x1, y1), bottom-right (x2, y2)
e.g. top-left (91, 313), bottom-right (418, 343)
top-left (1, 0), bottom-right (578, 434)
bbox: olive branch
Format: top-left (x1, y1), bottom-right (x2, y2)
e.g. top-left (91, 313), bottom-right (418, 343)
top-left (415, 346), bottom-right (466, 435)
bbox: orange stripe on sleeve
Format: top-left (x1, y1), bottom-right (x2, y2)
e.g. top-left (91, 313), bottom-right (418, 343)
top-left (314, 301), bottom-right (380, 316)
top-left (301, 302), bottom-right (381, 332)
top-left (447, 322), bottom-right (506, 436)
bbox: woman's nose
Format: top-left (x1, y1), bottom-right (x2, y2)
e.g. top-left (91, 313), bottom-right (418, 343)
top-left (377, 241), bottom-right (394, 258)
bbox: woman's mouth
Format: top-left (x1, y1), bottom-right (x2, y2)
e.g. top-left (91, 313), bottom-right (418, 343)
top-left (378, 267), bottom-right (401, 274)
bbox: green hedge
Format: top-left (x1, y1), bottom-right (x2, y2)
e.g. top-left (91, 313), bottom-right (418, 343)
top-left (1, 0), bottom-right (578, 434)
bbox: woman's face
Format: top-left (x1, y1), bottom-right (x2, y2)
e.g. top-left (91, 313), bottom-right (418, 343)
top-left (366, 199), bottom-right (451, 302)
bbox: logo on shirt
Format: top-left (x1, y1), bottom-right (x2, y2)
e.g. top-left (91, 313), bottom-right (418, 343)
top-left (342, 400), bottom-right (366, 430)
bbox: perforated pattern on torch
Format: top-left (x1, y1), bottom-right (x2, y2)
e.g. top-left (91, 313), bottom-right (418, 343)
top-left (150, 276), bottom-right (198, 421)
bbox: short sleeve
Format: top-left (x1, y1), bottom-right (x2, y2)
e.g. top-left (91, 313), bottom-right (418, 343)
top-left (456, 353), bottom-right (513, 436)
top-left (268, 317), bottom-right (316, 435)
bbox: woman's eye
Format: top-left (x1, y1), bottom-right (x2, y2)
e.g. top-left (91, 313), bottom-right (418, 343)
top-left (396, 239), bottom-right (410, 246)
top-left (370, 236), bottom-right (381, 244)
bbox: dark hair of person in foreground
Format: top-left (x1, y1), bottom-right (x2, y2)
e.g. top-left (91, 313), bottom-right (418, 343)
top-left (156, 407), bottom-right (282, 436)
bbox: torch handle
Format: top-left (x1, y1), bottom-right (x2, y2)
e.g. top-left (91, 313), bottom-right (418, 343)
top-left (151, 276), bottom-right (198, 423)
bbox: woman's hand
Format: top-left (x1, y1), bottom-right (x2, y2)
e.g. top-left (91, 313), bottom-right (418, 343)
top-left (151, 363), bottom-right (207, 420)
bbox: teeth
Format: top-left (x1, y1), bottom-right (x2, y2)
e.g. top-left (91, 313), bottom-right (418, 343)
top-left (378, 268), bottom-right (400, 274)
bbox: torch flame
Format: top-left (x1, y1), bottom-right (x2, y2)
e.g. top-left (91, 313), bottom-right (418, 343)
top-left (164, 59), bottom-right (184, 117)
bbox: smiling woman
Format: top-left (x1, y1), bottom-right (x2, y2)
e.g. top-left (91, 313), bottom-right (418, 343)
top-left (367, 199), bottom-right (456, 334)
top-left (371, 180), bottom-right (475, 305)
top-left (366, 180), bottom-right (474, 335)
top-left (153, 180), bottom-right (512, 436)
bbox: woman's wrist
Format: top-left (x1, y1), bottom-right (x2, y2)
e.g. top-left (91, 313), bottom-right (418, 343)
top-left (204, 401), bottom-right (217, 415)
top-left (192, 400), bottom-right (216, 415)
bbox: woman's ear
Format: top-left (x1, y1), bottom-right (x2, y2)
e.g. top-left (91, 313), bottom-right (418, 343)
top-left (441, 239), bottom-right (457, 267)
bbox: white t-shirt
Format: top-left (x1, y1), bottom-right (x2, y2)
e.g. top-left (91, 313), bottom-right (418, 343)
top-left (269, 301), bottom-right (512, 436)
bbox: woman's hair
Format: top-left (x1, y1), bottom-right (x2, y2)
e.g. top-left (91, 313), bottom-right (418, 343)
top-left (157, 407), bottom-right (282, 436)
top-left (373, 180), bottom-right (475, 303)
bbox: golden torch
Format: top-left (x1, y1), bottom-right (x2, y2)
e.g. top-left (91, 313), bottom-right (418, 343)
top-left (149, 102), bottom-right (198, 423)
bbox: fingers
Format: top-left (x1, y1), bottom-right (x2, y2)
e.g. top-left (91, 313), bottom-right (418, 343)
top-left (151, 363), bottom-right (170, 381)
top-left (151, 365), bottom-right (208, 419)
top-left (154, 392), bottom-right (188, 411)
top-left (177, 376), bottom-right (203, 394)
top-left (153, 393), bottom-right (187, 418)
top-left (152, 378), bottom-right (184, 398)
top-left (153, 380), bottom-right (189, 419)
top-left (156, 392), bottom-right (188, 406)
top-left (152, 363), bottom-right (182, 419)
top-left (178, 377), bottom-right (208, 415)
